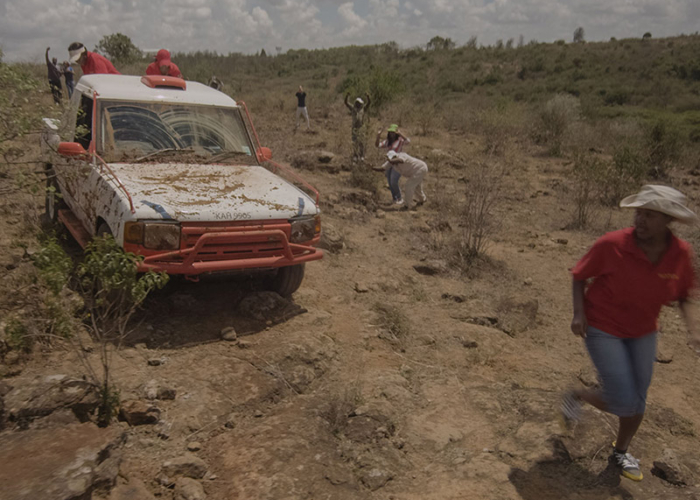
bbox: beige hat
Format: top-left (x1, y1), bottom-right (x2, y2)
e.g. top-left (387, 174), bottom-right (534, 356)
top-left (619, 185), bottom-right (697, 223)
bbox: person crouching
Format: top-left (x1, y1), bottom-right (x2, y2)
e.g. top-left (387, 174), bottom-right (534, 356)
top-left (381, 151), bottom-right (428, 210)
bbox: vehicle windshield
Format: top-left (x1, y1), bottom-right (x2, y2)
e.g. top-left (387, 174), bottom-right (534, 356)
top-left (97, 100), bottom-right (257, 164)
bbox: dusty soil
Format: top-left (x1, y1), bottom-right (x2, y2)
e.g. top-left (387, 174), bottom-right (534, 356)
top-left (2, 89), bottom-right (700, 500)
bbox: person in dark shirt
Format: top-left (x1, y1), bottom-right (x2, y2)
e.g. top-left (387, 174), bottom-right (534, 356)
top-left (45, 47), bottom-right (63, 104)
top-left (62, 62), bottom-right (75, 98)
top-left (295, 85), bottom-right (310, 131)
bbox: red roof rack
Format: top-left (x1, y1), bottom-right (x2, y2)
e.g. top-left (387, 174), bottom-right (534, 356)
top-left (140, 75), bottom-right (186, 90)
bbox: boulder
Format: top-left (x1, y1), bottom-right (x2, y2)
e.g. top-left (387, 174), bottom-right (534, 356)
top-left (119, 399), bottom-right (160, 426)
top-left (161, 453), bottom-right (208, 480)
top-left (174, 477), bottom-right (207, 500)
top-left (0, 422), bottom-right (125, 500)
top-left (220, 326), bottom-right (238, 342)
top-left (652, 448), bottom-right (689, 486)
top-left (3, 374), bottom-right (99, 425)
top-left (317, 151), bottom-right (335, 164)
top-left (109, 478), bottom-right (156, 500)
top-left (318, 223), bottom-right (345, 253)
top-left (413, 260), bottom-right (448, 276)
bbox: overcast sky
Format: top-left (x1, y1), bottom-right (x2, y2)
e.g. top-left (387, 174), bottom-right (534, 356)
top-left (1, 0), bottom-right (699, 62)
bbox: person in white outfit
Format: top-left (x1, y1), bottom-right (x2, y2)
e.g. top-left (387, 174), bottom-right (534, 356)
top-left (381, 150), bottom-right (428, 210)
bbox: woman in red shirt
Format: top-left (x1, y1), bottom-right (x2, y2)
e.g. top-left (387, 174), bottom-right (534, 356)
top-left (563, 185), bottom-right (700, 481)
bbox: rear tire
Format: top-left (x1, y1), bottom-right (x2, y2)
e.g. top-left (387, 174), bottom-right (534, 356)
top-left (268, 264), bottom-right (305, 297)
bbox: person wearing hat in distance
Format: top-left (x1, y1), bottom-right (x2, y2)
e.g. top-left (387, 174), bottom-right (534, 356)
top-left (67, 42), bottom-right (120, 75)
top-left (375, 124), bottom-right (410, 204)
top-left (146, 49), bottom-right (182, 78)
top-left (374, 150), bottom-right (427, 210)
top-left (344, 92), bottom-right (371, 163)
top-left (562, 185), bottom-right (700, 482)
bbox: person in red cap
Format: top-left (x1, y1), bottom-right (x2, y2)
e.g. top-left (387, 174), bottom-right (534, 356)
top-left (146, 49), bottom-right (182, 78)
top-left (67, 42), bottom-right (120, 75)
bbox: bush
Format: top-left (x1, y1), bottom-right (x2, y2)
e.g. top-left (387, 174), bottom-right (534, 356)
top-left (601, 146), bottom-right (646, 205)
top-left (570, 152), bottom-right (606, 229)
top-left (644, 118), bottom-right (682, 177)
top-left (337, 68), bottom-right (404, 111)
top-left (533, 94), bottom-right (581, 155)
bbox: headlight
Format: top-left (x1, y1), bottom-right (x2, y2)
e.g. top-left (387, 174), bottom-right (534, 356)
top-left (124, 221), bottom-right (181, 250)
top-left (290, 215), bottom-right (320, 243)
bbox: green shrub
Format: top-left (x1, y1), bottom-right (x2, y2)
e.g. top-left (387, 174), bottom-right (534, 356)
top-left (533, 93), bottom-right (581, 156)
top-left (601, 145), bottom-right (646, 205)
top-left (644, 118), bottom-right (682, 177)
top-left (570, 152), bottom-right (607, 229)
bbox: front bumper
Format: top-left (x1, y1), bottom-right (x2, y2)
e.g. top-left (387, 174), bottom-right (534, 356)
top-left (132, 223), bottom-right (322, 275)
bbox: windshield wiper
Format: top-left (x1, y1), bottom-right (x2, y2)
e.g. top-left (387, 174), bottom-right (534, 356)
top-left (205, 150), bottom-right (251, 164)
top-left (134, 147), bottom-right (194, 163)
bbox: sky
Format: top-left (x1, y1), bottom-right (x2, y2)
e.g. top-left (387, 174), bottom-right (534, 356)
top-left (1, 0), bottom-right (699, 62)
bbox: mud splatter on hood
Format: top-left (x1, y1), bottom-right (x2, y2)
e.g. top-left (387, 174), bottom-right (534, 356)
top-left (109, 162), bottom-right (318, 221)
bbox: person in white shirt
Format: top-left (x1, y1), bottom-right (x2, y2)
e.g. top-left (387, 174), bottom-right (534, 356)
top-left (377, 150), bottom-right (428, 210)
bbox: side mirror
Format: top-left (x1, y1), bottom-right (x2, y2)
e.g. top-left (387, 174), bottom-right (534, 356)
top-left (57, 142), bottom-right (88, 158)
top-left (257, 147), bottom-right (273, 162)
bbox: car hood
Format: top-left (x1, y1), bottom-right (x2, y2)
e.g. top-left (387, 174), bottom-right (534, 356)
top-left (109, 162), bottom-right (318, 221)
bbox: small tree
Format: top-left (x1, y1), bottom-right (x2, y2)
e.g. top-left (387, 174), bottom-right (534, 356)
top-left (570, 152), bottom-right (605, 229)
top-left (573, 27), bottom-right (585, 43)
top-left (427, 36), bottom-right (455, 50)
top-left (94, 33), bottom-right (142, 65)
top-left (77, 236), bottom-right (168, 425)
top-left (643, 32), bottom-right (652, 40)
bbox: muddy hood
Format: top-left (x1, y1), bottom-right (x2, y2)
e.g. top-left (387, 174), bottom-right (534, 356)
top-left (109, 162), bottom-right (318, 221)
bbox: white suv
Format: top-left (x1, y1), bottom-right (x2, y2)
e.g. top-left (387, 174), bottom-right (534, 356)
top-left (41, 74), bottom-right (322, 295)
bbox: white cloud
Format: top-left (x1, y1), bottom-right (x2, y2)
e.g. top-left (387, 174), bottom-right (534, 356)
top-left (0, 0), bottom-right (698, 62)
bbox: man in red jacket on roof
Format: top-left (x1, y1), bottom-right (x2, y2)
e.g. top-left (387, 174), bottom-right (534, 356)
top-left (146, 49), bottom-right (182, 78)
top-left (68, 42), bottom-right (120, 75)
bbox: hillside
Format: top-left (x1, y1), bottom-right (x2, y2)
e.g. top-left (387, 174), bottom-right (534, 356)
top-left (1, 35), bottom-right (700, 500)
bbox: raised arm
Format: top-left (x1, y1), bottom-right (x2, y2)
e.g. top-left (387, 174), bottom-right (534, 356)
top-left (344, 94), bottom-right (352, 111)
top-left (375, 128), bottom-right (384, 147)
top-left (45, 47), bottom-right (51, 65)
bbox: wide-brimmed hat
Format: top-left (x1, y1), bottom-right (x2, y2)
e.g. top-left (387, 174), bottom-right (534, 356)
top-left (387, 124), bottom-right (399, 133)
top-left (619, 185), bottom-right (697, 223)
top-left (69, 46), bottom-right (86, 64)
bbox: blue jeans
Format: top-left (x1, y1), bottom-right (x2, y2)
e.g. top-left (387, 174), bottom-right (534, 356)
top-left (385, 167), bottom-right (402, 201)
top-left (585, 326), bottom-right (657, 417)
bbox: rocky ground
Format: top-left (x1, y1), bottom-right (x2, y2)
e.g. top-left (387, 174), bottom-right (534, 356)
top-left (2, 91), bottom-right (700, 500)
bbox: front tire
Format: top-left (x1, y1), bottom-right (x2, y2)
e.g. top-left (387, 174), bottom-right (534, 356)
top-left (268, 264), bottom-right (305, 297)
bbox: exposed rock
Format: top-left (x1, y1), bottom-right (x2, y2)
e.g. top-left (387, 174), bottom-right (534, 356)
top-left (175, 477), bottom-right (207, 500)
top-left (555, 238), bottom-right (568, 245)
top-left (119, 400), bottom-right (160, 426)
top-left (147, 357), bottom-right (165, 366)
top-left (155, 420), bottom-right (172, 440)
top-left (426, 219), bottom-right (453, 232)
top-left (317, 151), bottom-right (335, 164)
top-left (359, 468), bottom-right (393, 491)
top-left (652, 448), bottom-right (689, 486)
top-left (318, 223), bottom-right (345, 253)
top-left (0, 423), bottom-right (125, 500)
top-left (413, 260), bottom-right (448, 276)
top-left (187, 441), bottom-right (202, 452)
top-left (143, 379), bottom-right (159, 400)
top-left (3, 374), bottom-right (99, 425)
top-left (441, 293), bottom-right (465, 303)
top-left (461, 339), bottom-right (479, 349)
top-left (237, 291), bottom-right (305, 323)
top-left (496, 298), bottom-right (539, 335)
top-left (157, 386), bottom-right (177, 400)
top-left (161, 453), bottom-right (208, 480)
top-left (655, 351), bottom-right (673, 364)
top-left (220, 326), bottom-right (238, 342)
top-left (109, 478), bottom-right (156, 500)
top-left (354, 282), bottom-right (369, 293)
top-left (376, 210), bottom-right (386, 219)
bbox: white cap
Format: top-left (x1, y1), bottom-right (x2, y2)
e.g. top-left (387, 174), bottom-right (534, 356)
top-left (69, 46), bottom-right (86, 64)
top-left (386, 150), bottom-right (397, 160)
top-left (355, 97), bottom-right (364, 105)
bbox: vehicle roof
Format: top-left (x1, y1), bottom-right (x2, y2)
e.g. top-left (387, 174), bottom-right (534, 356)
top-left (75, 75), bottom-right (238, 107)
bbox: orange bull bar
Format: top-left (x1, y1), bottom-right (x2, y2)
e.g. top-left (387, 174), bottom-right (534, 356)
top-left (136, 229), bottom-right (323, 274)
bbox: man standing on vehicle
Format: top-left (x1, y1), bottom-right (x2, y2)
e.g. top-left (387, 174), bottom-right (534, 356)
top-left (68, 42), bottom-right (121, 75)
top-left (295, 85), bottom-right (310, 131)
top-left (376, 150), bottom-right (428, 210)
top-left (45, 48), bottom-right (63, 104)
top-left (146, 49), bottom-right (182, 78)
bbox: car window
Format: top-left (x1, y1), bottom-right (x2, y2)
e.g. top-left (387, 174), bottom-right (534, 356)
top-left (98, 101), bottom-right (255, 162)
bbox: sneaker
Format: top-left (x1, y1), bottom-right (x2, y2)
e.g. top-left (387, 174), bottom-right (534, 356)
top-left (393, 198), bottom-right (404, 205)
top-left (611, 449), bottom-right (643, 481)
top-left (418, 193), bottom-right (427, 205)
top-left (559, 391), bottom-right (581, 430)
